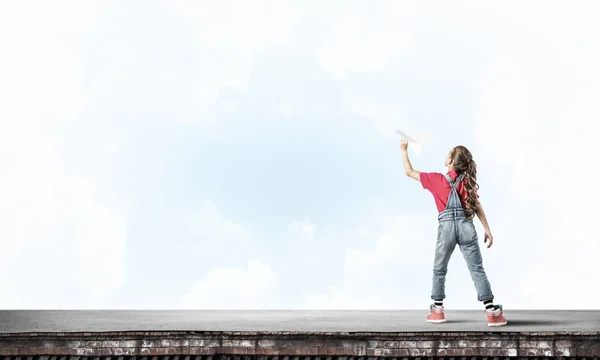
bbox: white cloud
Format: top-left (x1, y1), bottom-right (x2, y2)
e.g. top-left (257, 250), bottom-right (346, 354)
top-left (183, 260), bottom-right (279, 309)
top-left (0, 2), bottom-right (127, 309)
top-left (345, 96), bottom-right (406, 137)
top-left (279, 98), bottom-right (295, 118)
top-left (343, 94), bottom-right (434, 146)
top-left (184, 203), bottom-right (273, 309)
top-left (287, 218), bottom-right (317, 238)
top-left (303, 214), bottom-right (450, 309)
top-left (0, 129), bottom-right (126, 309)
top-left (190, 201), bottom-right (252, 245)
top-left (314, 2), bottom-right (414, 80)
top-left (473, 5), bottom-right (600, 309)
top-left (163, 0), bottom-right (303, 123)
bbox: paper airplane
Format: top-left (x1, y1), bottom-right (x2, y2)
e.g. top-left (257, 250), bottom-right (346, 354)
top-left (396, 129), bottom-right (423, 156)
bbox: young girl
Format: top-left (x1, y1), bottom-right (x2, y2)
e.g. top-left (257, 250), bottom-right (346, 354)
top-left (399, 139), bottom-right (507, 327)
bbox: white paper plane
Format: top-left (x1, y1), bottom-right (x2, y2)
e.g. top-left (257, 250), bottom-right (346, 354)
top-left (396, 129), bottom-right (423, 156)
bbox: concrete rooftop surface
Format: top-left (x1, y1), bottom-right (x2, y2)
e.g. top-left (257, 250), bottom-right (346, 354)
top-left (0, 310), bottom-right (599, 333)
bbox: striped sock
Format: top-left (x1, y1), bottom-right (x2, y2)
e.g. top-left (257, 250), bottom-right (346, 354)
top-left (434, 300), bottom-right (443, 308)
top-left (483, 299), bottom-right (494, 310)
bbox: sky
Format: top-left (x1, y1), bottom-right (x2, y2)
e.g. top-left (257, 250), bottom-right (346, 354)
top-left (0, 0), bottom-right (598, 310)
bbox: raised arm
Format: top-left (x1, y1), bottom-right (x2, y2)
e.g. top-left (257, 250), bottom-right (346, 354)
top-left (399, 139), bottom-right (420, 181)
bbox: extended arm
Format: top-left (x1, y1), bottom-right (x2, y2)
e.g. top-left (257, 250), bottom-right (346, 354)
top-left (399, 140), bottom-right (420, 181)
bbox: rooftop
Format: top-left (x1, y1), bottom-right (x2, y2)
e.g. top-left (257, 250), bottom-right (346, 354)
top-left (1, 310), bottom-right (598, 333)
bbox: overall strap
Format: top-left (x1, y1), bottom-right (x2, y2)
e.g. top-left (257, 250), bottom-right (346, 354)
top-left (444, 173), bottom-right (465, 211)
top-left (444, 173), bottom-right (465, 188)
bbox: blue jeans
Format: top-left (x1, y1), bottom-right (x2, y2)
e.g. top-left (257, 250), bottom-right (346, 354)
top-left (431, 208), bottom-right (494, 302)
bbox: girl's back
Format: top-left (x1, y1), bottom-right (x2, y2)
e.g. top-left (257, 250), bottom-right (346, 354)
top-left (419, 170), bottom-right (475, 213)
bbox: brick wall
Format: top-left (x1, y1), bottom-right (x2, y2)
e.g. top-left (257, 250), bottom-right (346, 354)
top-left (0, 331), bottom-right (598, 358)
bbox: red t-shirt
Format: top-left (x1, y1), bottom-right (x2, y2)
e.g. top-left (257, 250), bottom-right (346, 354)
top-left (419, 170), bottom-right (478, 212)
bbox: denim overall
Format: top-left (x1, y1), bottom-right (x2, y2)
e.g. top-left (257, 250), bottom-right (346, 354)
top-left (431, 173), bottom-right (494, 302)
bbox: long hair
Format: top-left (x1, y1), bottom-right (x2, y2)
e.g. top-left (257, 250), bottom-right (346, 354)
top-left (451, 146), bottom-right (479, 219)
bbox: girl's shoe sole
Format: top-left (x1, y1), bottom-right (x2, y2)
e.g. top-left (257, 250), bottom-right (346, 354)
top-left (488, 321), bottom-right (508, 326)
top-left (426, 319), bottom-right (446, 323)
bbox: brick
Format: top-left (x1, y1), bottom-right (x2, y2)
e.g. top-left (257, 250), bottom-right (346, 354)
top-left (120, 340), bottom-right (138, 348)
top-left (365, 341), bottom-right (380, 348)
top-left (166, 347), bottom-right (180, 355)
top-left (85, 341), bottom-right (102, 348)
top-left (178, 340), bottom-right (190, 347)
top-left (538, 340), bottom-right (553, 349)
top-left (239, 340), bottom-right (254, 347)
top-left (141, 340), bottom-right (156, 348)
top-left (556, 339), bottom-right (573, 348)
top-left (65, 341), bottom-right (81, 348)
top-left (222, 340), bottom-right (241, 347)
top-left (336, 347), bottom-right (353, 356)
top-left (437, 340), bottom-right (451, 349)
top-left (490, 348), bottom-right (503, 356)
top-left (556, 347), bottom-right (572, 357)
top-left (577, 347), bottom-right (594, 357)
top-left (484, 339), bottom-right (501, 347)
top-left (188, 339), bottom-right (219, 347)
top-left (454, 348), bottom-right (467, 356)
top-left (519, 340), bottom-right (536, 348)
top-left (75, 348), bottom-right (98, 356)
top-left (397, 341), bottom-right (417, 348)
top-left (258, 340), bottom-right (275, 347)
top-left (102, 341), bottom-right (120, 348)
top-left (417, 341), bottom-right (434, 348)
top-left (284, 348), bottom-right (299, 355)
top-left (370, 348), bottom-right (398, 357)
top-left (408, 348), bottom-right (434, 357)
top-left (189, 348), bottom-right (207, 355)
top-left (381, 341), bottom-right (398, 348)
top-left (518, 348), bottom-right (554, 357)
top-left (149, 348), bottom-right (167, 355)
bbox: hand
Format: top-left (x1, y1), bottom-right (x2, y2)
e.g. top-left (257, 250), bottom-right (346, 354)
top-left (399, 139), bottom-right (409, 152)
top-left (484, 229), bottom-right (493, 248)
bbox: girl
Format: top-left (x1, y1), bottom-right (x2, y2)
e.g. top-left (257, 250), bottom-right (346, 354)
top-left (399, 139), bottom-right (507, 327)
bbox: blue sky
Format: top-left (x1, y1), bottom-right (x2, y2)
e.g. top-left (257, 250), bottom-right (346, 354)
top-left (0, 0), bottom-right (598, 310)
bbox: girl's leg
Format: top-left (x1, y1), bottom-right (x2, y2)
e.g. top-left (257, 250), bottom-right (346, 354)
top-left (431, 221), bottom-right (458, 301)
top-left (456, 220), bottom-right (494, 302)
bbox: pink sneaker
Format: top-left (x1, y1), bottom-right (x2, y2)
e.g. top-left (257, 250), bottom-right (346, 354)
top-left (427, 304), bottom-right (446, 323)
top-left (486, 304), bottom-right (508, 326)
